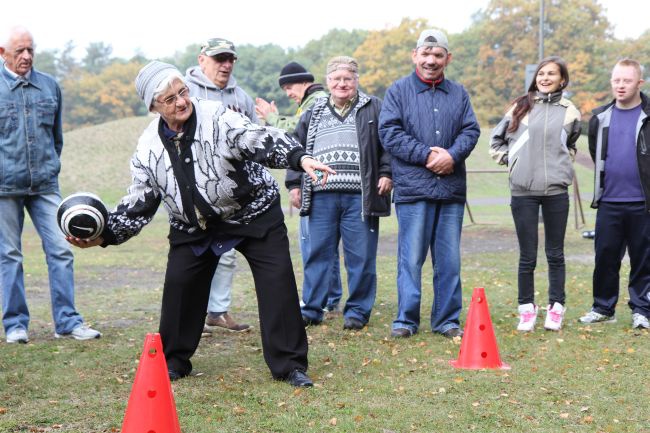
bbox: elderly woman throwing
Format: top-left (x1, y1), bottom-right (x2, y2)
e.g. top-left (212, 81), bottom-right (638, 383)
top-left (68, 61), bottom-right (334, 387)
top-left (289, 56), bottom-right (392, 330)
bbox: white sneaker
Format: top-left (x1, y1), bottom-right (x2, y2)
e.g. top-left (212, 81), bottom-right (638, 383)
top-left (544, 302), bottom-right (565, 331)
top-left (579, 310), bottom-right (616, 324)
top-left (55, 324), bottom-right (101, 340)
top-left (517, 303), bottom-right (538, 332)
top-left (6, 328), bottom-right (29, 344)
top-left (632, 313), bottom-right (650, 329)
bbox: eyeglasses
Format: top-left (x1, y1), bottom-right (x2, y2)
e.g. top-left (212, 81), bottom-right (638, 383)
top-left (213, 53), bottom-right (237, 63)
top-left (157, 87), bottom-right (190, 107)
top-left (327, 76), bottom-right (357, 85)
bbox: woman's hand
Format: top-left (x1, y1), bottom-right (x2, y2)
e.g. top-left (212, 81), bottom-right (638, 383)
top-left (300, 157), bottom-right (336, 187)
top-left (66, 236), bottom-right (103, 249)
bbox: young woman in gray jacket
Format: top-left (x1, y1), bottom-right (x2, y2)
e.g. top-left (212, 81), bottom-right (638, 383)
top-left (490, 56), bottom-right (582, 332)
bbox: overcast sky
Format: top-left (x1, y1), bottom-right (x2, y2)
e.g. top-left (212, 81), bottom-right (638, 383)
top-left (3, 0), bottom-right (647, 59)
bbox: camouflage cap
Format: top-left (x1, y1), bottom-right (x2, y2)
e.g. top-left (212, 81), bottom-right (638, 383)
top-left (200, 38), bottom-right (237, 57)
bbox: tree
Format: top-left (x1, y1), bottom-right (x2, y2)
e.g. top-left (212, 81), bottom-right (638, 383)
top-left (235, 44), bottom-right (291, 113)
top-left (354, 18), bottom-right (430, 98)
top-left (61, 61), bottom-right (145, 130)
top-left (296, 28), bottom-right (368, 83)
top-left (453, 0), bottom-right (613, 126)
top-left (83, 42), bottom-right (114, 74)
top-left (34, 49), bottom-right (58, 77)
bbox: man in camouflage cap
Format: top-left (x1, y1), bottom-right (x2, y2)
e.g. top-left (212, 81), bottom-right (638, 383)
top-left (185, 38), bottom-right (258, 334)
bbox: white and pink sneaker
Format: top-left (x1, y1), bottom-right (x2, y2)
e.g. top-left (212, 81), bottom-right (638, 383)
top-left (517, 303), bottom-right (538, 332)
top-left (544, 302), bottom-right (565, 331)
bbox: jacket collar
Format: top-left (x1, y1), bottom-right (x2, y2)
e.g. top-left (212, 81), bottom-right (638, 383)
top-left (409, 71), bottom-right (449, 94)
top-left (1, 65), bottom-right (40, 91)
top-left (593, 92), bottom-right (650, 117)
top-left (301, 83), bottom-right (325, 104)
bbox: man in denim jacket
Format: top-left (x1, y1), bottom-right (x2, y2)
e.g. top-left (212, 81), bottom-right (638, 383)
top-left (0, 26), bottom-right (100, 343)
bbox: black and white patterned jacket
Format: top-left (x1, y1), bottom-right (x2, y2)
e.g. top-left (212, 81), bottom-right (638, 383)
top-left (102, 98), bottom-right (306, 246)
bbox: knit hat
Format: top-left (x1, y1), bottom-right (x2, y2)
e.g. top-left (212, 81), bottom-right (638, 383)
top-left (200, 37), bottom-right (237, 57)
top-left (135, 61), bottom-right (182, 110)
top-left (416, 29), bottom-right (449, 52)
top-left (326, 56), bottom-right (359, 76)
top-left (278, 62), bottom-right (314, 87)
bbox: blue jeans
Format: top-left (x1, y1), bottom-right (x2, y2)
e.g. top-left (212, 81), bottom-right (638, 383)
top-left (207, 248), bottom-right (236, 313)
top-left (393, 201), bottom-right (464, 334)
top-left (0, 192), bottom-right (83, 335)
top-left (301, 192), bottom-right (378, 324)
top-left (299, 216), bottom-right (343, 309)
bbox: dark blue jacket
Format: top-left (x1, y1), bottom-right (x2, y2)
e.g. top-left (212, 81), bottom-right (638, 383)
top-left (378, 72), bottom-right (480, 203)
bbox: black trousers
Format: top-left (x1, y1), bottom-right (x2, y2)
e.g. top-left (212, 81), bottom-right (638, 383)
top-left (510, 193), bottom-right (569, 306)
top-left (159, 222), bottom-right (308, 379)
top-left (592, 201), bottom-right (650, 317)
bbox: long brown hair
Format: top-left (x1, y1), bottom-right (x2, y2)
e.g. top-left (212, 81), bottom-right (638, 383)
top-left (507, 56), bottom-right (570, 133)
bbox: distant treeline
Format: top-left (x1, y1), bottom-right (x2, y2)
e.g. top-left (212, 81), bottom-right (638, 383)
top-left (34, 0), bottom-right (650, 131)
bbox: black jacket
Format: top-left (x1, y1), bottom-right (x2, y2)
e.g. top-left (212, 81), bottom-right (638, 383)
top-left (286, 92), bottom-right (392, 217)
top-left (588, 92), bottom-right (650, 212)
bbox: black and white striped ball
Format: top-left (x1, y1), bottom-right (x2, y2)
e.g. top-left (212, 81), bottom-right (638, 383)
top-left (57, 192), bottom-right (108, 240)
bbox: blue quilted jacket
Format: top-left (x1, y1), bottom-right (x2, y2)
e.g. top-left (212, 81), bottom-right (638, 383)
top-left (378, 72), bottom-right (480, 203)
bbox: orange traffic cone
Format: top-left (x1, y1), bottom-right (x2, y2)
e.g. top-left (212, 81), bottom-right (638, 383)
top-left (450, 287), bottom-right (510, 370)
top-left (121, 333), bottom-right (181, 433)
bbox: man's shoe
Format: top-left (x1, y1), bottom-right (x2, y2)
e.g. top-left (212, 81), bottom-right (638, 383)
top-left (517, 303), bottom-right (538, 332)
top-left (285, 369), bottom-right (313, 387)
top-left (324, 303), bottom-right (342, 315)
top-left (343, 317), bottom-right (365, 330)
top-left (441, 328), bottom-right (464, 339)
top-left (390, 327), bottom-right (413, 338)
top-left (205, 312), bottom-right (251, 332)
top-left (632, 313), bottom-right (650, 329)
top-left (302, 315), bottom-right (322, 327)
top-left (544, 302), bottom-right (565, 331)
top-left (6, 328), bottom-right (29, 344)
top-left (168, 369), bottom-right (187, 381)
top-left (54, 324), bottom-right (101, 340)
top-left (579, 310), bottom-right (616, 324)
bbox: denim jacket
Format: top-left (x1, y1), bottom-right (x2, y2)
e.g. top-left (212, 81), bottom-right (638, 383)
top-left (0, 66), bottom-right (63, 196)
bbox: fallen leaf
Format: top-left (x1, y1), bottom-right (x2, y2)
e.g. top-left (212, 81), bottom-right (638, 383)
top-left (559, 413), bottom-right (569, 419)
top-left (233, 406), bottom-right (246, 415)
top-left (329, 417), bottom-right (337, 426)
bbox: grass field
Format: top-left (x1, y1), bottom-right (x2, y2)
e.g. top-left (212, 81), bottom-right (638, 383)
top-left (0, 118), bottom-right (648, 432)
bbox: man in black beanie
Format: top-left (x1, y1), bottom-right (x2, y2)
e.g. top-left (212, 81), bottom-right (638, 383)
top-left (256, 62), bottom-right (326, 131)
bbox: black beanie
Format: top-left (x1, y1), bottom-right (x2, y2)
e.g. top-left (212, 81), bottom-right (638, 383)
top-left (278, 62), bottom-right (314, 87)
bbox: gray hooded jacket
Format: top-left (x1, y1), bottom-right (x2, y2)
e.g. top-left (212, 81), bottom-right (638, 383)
top-left (490, 91), bottom-right (581, 196)
top-left (185, 66), bottom-right (259, 124)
